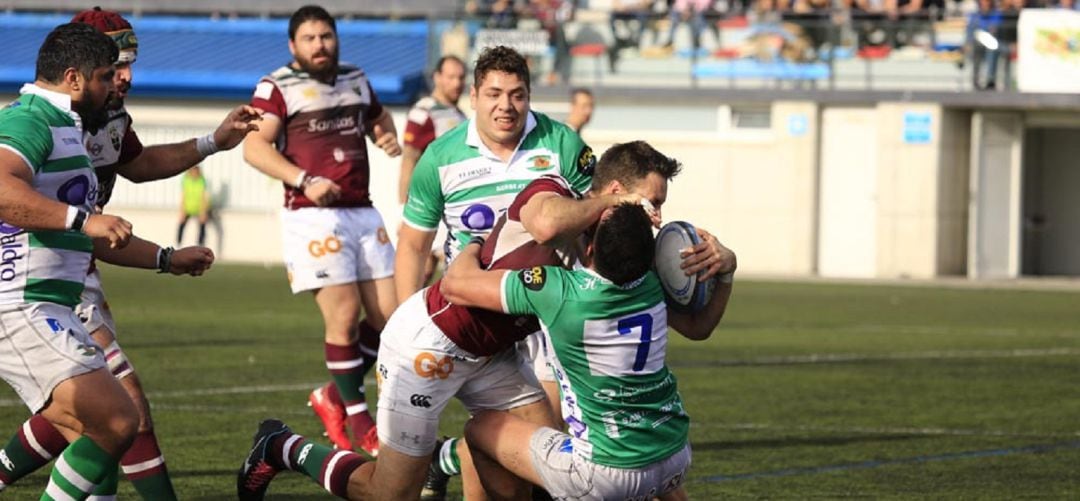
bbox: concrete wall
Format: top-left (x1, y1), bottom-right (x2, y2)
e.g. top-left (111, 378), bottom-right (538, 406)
top-left (0, 93), bottom-right (1038, 278)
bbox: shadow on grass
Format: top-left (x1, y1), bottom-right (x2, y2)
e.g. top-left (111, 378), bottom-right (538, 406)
top-left (694, 433), bottom-right (923, 451)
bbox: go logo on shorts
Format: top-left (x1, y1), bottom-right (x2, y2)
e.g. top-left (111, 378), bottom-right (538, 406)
top-left (413, 352), bottom-right (454, 379)
top-left (308, 236), bottom-right (342, 258)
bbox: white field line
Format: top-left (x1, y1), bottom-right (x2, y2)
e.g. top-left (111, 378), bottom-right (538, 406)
top-left (0, 381), bottom-right (326, 408)
top-left (675, 347), bottom-right (1080, 367)
top-left (693, 421), bottom-right (1080, 439)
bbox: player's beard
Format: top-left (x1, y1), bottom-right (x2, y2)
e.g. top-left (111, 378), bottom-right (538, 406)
top-left (297, 48), bottom-right (339, 81)
top-left (74, 97), bottom-right (112, 135)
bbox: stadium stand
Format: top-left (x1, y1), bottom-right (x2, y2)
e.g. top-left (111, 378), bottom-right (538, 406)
top-left (0, 12), bottom-right (430, 103)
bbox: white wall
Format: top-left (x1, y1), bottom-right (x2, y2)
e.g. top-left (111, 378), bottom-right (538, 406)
top-left (0, 95), bottom-right (1005, 278)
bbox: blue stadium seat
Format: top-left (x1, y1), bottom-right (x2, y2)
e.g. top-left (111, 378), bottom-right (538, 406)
top-left (0, 13), bottom-right (429, 104)
top-left (692, 60), bottom-right (831, 80)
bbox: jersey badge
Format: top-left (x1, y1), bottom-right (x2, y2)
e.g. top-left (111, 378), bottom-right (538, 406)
top-left (576, 146), bottom-right (596, 177)
top-left (527, 154), bottom-right (553, 171)
top-left (108, 124), bottom-right (121, 151)
top-left (520, 266), bottom-right (546, 291)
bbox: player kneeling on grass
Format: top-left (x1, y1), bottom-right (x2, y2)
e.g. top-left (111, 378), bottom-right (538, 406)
top-left (438, 203), bottom-right (735, 500)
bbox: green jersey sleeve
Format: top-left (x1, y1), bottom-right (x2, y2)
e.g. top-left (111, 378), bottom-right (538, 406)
top-left (0, 110), bottom-right (52, 173)
top-left (502, 265), bottom-right (565, 319)
top-left (401, 148), bottom-right (445, 230)
top-left (558, 130), bottom-right (595, 194)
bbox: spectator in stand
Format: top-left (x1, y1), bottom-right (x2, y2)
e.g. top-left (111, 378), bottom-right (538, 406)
top-left (466, 0), bottom-right (523, 29)
top-left (527, 0), bottom-right (577, 85)
top-left (965, 0), bottom-right (1004, 90)
top-left (608, 0), bottom-right (657, 71)
top-left (778, 0), bottom-right (834, 58)
top-left (661, 0), bottom-right (715, 51)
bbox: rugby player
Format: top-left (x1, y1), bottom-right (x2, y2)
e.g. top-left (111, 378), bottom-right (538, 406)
top-left (244, 4), bottom-right (401, 457)
top-left (438, 143), bottom-right (736, 497)
top-left (0, 23), bottom-right (213, 501)
top-left (0, 8), bottom-right (258, 499)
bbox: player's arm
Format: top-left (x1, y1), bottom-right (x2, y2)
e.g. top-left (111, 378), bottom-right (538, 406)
top-left (667, 242), bottom-right (737, 341)
top-left (366, 106), bottom-right (401, 158)
top-left (394, 225), bottom-right (437, 303)
top-left (398, 145), bottom-right (422, 204)
top-left (118, 105), bottom-right (262, 182)
top-left (0, 149), bottom-right (131, 248)
top-left (519, 190), bottom-right (642, 246)
top-left (439, 239), bottom-right (507, 311)
top-left (396, 149), bottom-right (445, 301)
top-left (242, 114), bottom-right (341, 206)
top-left (93, 235), bottom-right (214, 276)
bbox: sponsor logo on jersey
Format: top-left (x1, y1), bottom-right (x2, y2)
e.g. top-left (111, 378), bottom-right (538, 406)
top-left (521, 266), bottom-right (546, 291)
top-left (308, 236), bottom-right (342, 258)
top-left (315, 269), bottom-right (330, 279)
top-left (0, 223), bottom-right (24, 282)
top-left (57, 175), bottom-right (92, 206)
top-left (558, 438), bottom-right (573, 453)
top-left (400, 431), bottom-right (422, 445)
top-left (308, 115), bottom-right (356, 133)
top-left (413, 352), bottom-right (454, 379)
top-left (576, 146), bottom-right (596, 177)
top-left (457, 166), bottom-right (492, 181)
top-left (409, 394), bottom-right (432, 408)
top-left (460, 204), bottom-right (495, 231)
top-left (45, 318), bottom-right (63, 333)
top-left (527, 154), bottom-right (553, 171)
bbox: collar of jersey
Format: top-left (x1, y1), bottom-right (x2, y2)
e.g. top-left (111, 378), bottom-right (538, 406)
top-left (19, 83), bottom-right (81, 128)
top-left (465, 111), bottom-right (538, 162)
top-left (579, 266), bottom-right (648, 290)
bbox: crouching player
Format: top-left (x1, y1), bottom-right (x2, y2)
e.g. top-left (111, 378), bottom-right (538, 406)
top-left (438, 202), bottom-right (735, 500)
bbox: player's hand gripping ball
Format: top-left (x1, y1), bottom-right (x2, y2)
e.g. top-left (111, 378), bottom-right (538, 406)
top-left (655, 221), bottom-right (717, 313)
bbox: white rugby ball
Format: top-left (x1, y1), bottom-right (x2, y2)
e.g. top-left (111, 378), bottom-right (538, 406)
top-left (655, 221), bottom-right (716, 313)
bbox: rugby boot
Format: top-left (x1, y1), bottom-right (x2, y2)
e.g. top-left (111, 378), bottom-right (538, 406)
top-left (308, 383), bottom-right (351, 450)
top-left (237, 419), bottom-right (290, 501)
top-left (420, 437), bottom-right (450, 501)
top-left (354, 425), bottom-right (380, 458)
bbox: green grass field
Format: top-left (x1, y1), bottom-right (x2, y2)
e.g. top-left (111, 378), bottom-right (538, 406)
top-left (2, 264), bottom-right (1078, 499)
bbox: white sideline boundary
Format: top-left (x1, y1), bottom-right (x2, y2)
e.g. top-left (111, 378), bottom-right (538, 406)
top-left (675, 347), bottom-right (1080, 367)
top-left (693, 422), bottom-right (1080, 439)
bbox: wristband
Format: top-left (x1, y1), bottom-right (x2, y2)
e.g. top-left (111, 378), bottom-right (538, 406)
top-left (468, 235), bottom-right (486, 247)
top-left (66, 206), bottom-right (89, 232)
top-left (195, 133), bottom-right (219, 157)
top-left (156, 246), bottom-right (174, 274)
top-left (717, 272), bottom-right (734, 284)
top-left (294, 171), bottom-right (308, 189)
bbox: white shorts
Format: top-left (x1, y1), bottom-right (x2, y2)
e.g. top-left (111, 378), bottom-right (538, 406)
top-left (376, 291), bottom-right (545, 456)
top-left (281, 207), bottom-right (396, 294)
top-left (75, 269), bottom-right (116, 336)
top-left (0, 302), bottom-right (106, 413)
top-left (529, 427), bottom-right (691, 501)
top-left (518, 332), bottom-right (556, 383)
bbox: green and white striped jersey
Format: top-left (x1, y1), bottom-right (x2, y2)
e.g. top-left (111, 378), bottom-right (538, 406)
top-left (402, 111), bottom-right (594, 262)
top-left (0, 85), bottom-right (98, 307)
top-left (502, 266), bottom-right (690, 469)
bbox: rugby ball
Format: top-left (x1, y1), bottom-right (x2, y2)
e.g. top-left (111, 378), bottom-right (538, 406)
top-left (655, 221), bottom-right (716, 313)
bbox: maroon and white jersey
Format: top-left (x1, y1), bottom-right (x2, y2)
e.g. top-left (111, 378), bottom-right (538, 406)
top-left (426, 175), bottom-right (583, 356)
top-left (84, 106), bottom-right (144, 210)
top-left (250, 63), bottom-right (385, 209)
top-left (403, 96), bottom-right (465, 153)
